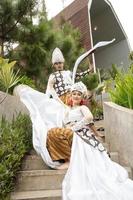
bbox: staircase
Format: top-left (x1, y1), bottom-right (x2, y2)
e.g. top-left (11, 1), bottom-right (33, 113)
top-left (11, 151), bottom-right (64, 200)
top-left (11, 120), bottom-right (133, 200)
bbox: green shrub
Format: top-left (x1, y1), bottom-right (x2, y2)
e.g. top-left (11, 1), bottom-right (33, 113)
top-left (0, 56), bottom-right (36, 99)
top-left (81, 73), bottom-right (99, 90)
top-left (108, 64), bottom-right (120, 80)
top-left (109, 70), bottom-right (133, 109)
top-left (0, 57), bottom-right (22, 94)
top-left (18, 75), bottom-right (36, 89)
top-left (89, 98), bottom-right (103, 120)
top-left (0, 114), bottom-right (32, 199)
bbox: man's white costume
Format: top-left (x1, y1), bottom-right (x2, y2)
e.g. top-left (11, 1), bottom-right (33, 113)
top-left (16, 39), bottom-right (133, 199)
top-left (46, 47), bottom-right (91, 100)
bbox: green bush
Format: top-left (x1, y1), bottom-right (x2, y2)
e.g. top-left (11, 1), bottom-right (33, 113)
top-left (0, 57), bottom-right (22, 94)
top-left (108, 64), bottom-right (120, 80)
top-left (0, 114), bottom-right (32, 199)
top-left (0, 56), bottom-right (36, 97)
top-left (18, 75), bottom-right (36, 89)
top-left (81, 73), bottom-right (99, 91)
top-left (109, 70), bottom-right (133, 109)
top-left (89, 98), bottom-right (103, 120)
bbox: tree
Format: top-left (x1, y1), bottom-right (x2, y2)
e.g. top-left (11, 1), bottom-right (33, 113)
top-left (11, 19), bottom-right (86, 91)
top-left (2, 1), bottom-right (88, 91)
top-left (0, 0), bottom-right (37, 56)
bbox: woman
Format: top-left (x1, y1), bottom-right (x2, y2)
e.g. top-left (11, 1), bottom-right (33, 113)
top-left (15, 83), bottom-right (133, 199)
top-left (46, 81), bottom-right (105, 170)
top-left (15, 80), bottom-right (102, 170)
top-left (61, 82), bottom-right (133, 200)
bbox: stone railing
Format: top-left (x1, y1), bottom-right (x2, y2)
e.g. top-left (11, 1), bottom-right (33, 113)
top-left (103, 102), bottom-right (133, 169)
top-left (0, 91), bottom-right (29, 122)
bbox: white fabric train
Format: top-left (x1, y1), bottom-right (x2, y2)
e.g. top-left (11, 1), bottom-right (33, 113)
top-left (14, 84), bottom-right (66, 168)
top-left (15, 85), bottom-right (133, 200)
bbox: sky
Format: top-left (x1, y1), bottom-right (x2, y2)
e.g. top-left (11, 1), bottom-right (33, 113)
top-left (45, 0), bottom-right (133, 50)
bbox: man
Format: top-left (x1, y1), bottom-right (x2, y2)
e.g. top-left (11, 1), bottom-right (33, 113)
top-left (46, 47), bottom-right (93, 104)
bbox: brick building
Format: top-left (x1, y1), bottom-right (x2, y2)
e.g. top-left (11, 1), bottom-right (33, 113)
top-left (53, 0), bottom-right (91, 50)
top-left (53, 0), bottom-right (130, 70)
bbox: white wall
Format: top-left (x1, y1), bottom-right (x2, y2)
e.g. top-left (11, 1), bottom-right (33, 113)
top-left (95, 40), bottom-right (130, 69)
top-left (104, 102), bottom-right (133, 169)
top-left (0, 91), bottom-right (29, 122)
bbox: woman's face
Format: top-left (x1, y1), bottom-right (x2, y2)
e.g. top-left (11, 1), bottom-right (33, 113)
top-left (71, 90), bottom-right (82, 105)
top-left (53, 62), bottom-right (64, 71)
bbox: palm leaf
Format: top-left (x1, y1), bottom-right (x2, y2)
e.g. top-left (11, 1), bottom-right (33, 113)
top-left (0, 57), bottom-right (21, 93)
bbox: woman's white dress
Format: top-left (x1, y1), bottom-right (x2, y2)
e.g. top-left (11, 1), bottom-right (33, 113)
top-left (63, 107), bottom-right (133, 200)
top-left (15, 85), bottom-right (133, 200)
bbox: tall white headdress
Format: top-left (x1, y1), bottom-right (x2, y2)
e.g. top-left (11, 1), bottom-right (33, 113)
top-left (71, 81), bottom-right (88, 96)
top-left (52, 47), bottom-right (65, 64)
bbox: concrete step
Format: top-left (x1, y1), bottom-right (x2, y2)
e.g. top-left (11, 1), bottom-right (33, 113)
top-left (11, 189), bottom-right (61, 200)
top-left (22, 148), bottom-right (120, 172)
top-left (21, 155), bottom-right (49, 171)
top-left (15, 169), bottom-right (66, 192)
top-left (11, 166), bottom-right (132, 200)
top-left (110, 152), bottom-right (119, 163)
